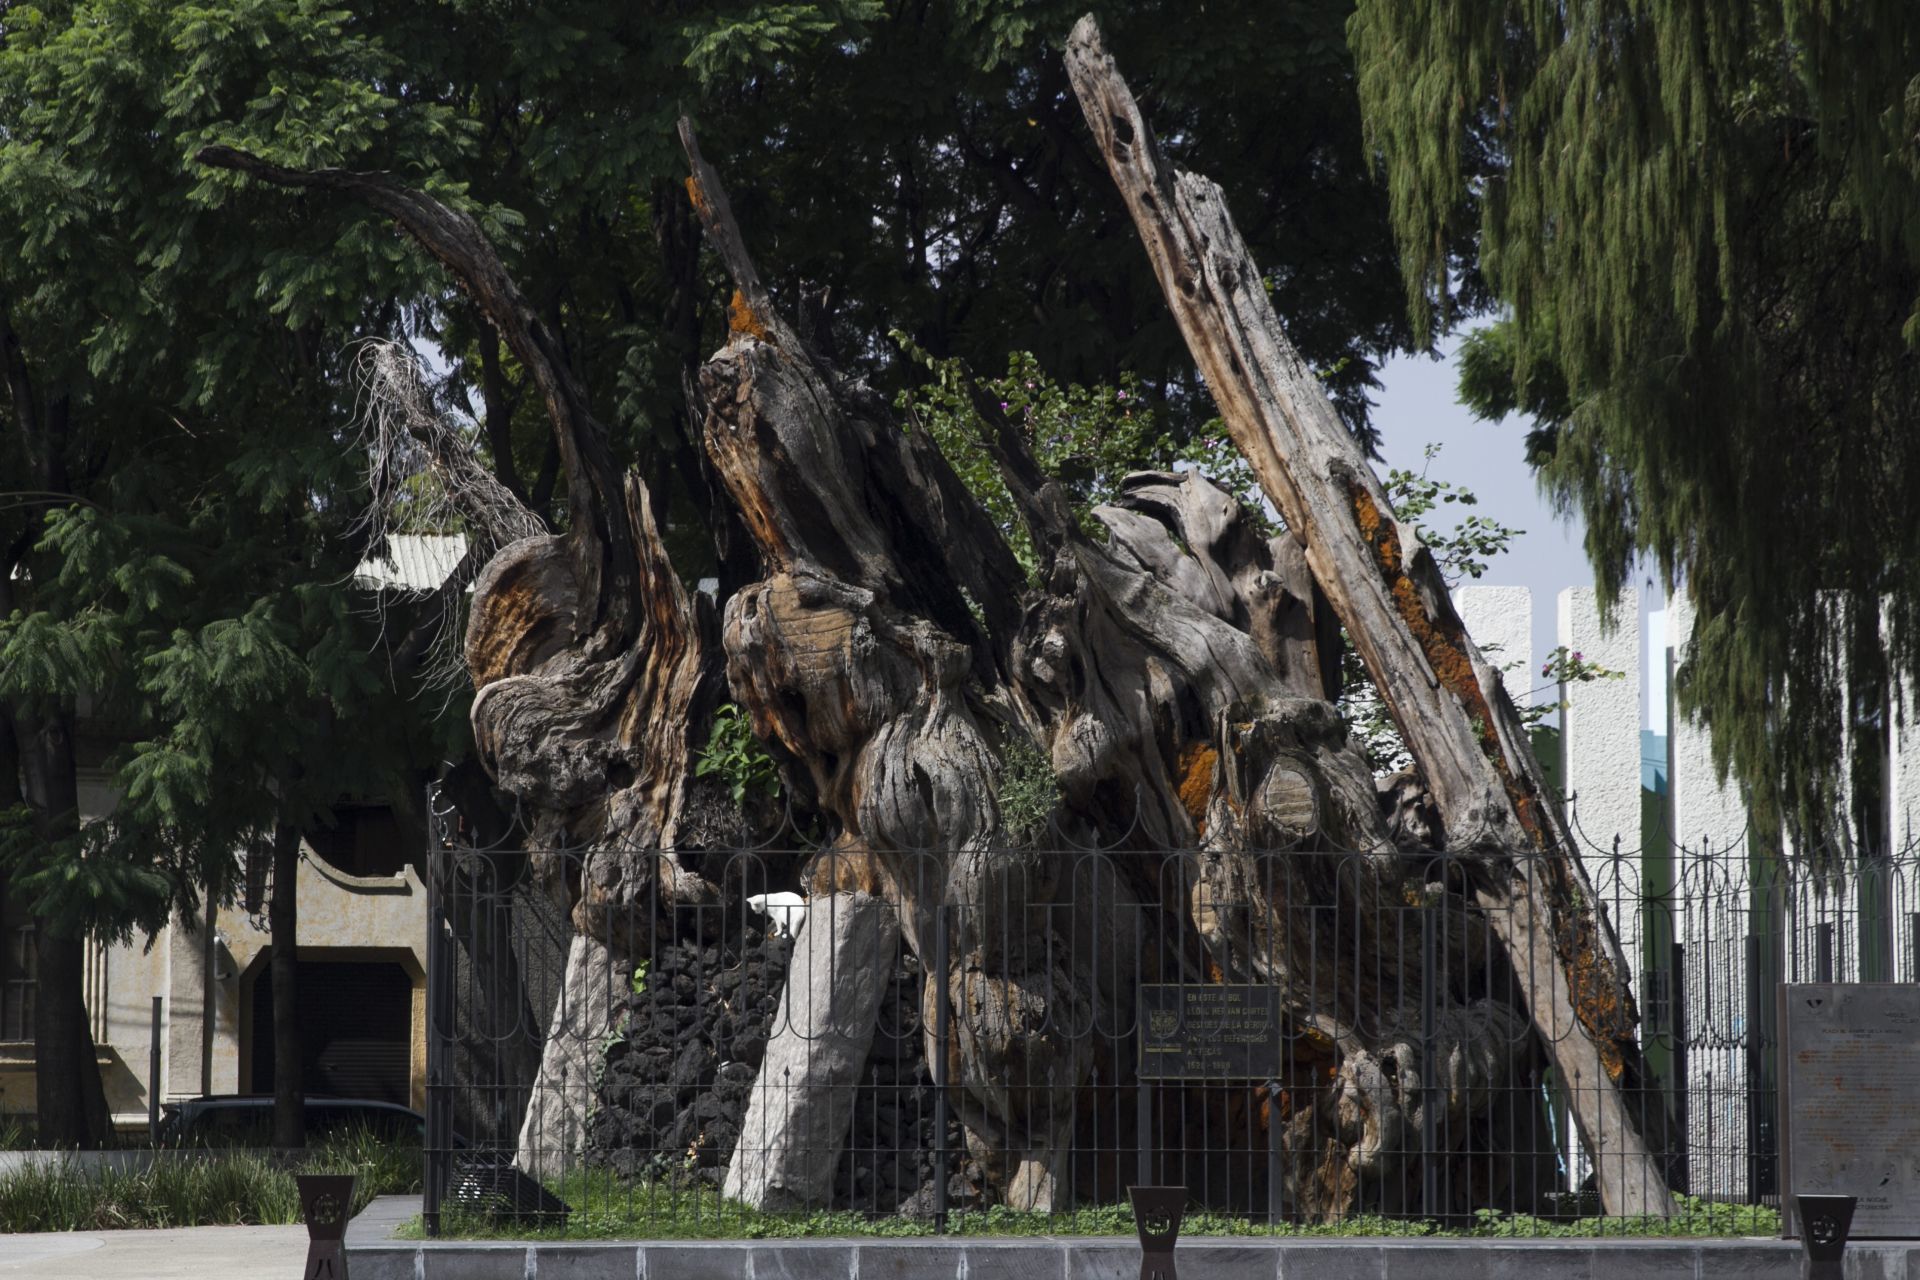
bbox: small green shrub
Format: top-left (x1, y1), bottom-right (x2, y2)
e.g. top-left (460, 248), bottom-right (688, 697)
top-left (695, 704), bottom-right (781, 806)
top-left (997, 738), bottom-right (1059, 845)
top-left (302, 1125), bottom-right (425, 1202)
top-left (0, 1115), bottom-right (35, 1151)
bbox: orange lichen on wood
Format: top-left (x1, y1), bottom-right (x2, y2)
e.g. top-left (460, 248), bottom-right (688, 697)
top-left (1348, 481), bottom-right (1543, 844)
top-left (728, 289), bottom-right (770, 342)
top-left (1561, 897), bottom-right (1636, 1078)
top-left (805, 846), bottom-right (885, 896)
top-left (1563, 905), bottom-right (1632, 1078)
top-left (1175, 741), bottom-right (1218, 829)
top-left (684, 174), bottom-right (709, 219)
top-left (1350, 479), bottom-right (1634, 1072)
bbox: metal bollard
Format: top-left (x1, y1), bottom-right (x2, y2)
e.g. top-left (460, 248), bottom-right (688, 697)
top-left (1129, 1184), bottom-right (1186, 1280)
top-left (1796, 1194), bottom-right (1855, 1280)
top-left (297, 1174), bottom-right (358, 1280)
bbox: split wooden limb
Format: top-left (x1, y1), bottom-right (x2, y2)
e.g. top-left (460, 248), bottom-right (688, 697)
top-left (195, 145), bottom-right (639, 647)
top-left (1063, 16), bottom-right (1674, 1216)
top-left (198, 145), bottom-right (715, 906)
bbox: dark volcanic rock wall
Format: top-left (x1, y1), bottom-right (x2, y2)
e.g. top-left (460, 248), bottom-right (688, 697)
top-left (588, 912), bottom-right (971, 1213)
top-left (588, 924), bottom-right (791, 1181)
top-left (829, 948), bottom-right (965, 1214)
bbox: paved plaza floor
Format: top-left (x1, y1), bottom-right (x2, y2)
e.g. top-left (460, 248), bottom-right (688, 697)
top-left (0, 1223), bottom-right (307, 1278)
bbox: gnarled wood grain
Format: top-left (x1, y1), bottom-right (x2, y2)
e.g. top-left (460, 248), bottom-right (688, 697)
top-left (202, 120), bottom-right (1621, 1222)
top-left (1063, 15), bottom-right (1673, 1215)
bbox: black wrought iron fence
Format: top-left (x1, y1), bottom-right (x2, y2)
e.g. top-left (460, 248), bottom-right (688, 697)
top-left (421, 807), bottom-right (1920, 1237)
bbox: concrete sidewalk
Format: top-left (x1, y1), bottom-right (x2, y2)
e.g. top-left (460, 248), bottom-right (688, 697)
top-left (0, 1223), bottom-right (306, 1277)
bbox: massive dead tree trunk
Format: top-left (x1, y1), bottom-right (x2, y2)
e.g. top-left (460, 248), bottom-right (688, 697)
top-left (677, 124), bottom-right (1548, 1217)
top-left (199, 146), bottom-right (733, 1176)
top-left (204, 73), bottom-right (1656, 1218)
top-left (1063, 17), bottom-right (1674, 1216)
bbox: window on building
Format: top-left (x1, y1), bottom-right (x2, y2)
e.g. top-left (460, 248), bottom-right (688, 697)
top-left (243, 837), bottom-right (269, 916)
top-left (2, 923), bottom-right (34, 1043)
top-left (304, 804), bottom-right (411, 879)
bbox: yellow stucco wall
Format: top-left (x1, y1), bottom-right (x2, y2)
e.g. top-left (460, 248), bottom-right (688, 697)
top-left (207, 852), bottom-right (429, 1116)
top-left (6, 844), bottom-right (429, 1129)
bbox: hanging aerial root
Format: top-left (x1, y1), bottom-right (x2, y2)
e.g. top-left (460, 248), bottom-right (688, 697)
top-left (348, 338), bottom-right (550, 692)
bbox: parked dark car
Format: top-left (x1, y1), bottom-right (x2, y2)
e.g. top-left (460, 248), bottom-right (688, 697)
top-left (156, 1095), bottom-right (444, 1146)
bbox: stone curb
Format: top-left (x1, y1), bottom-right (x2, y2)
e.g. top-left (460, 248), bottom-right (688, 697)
top-left (346, 1197), bottom-right (1919, 1280)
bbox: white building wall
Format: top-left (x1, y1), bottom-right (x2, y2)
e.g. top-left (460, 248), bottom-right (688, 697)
top-left (1662, 590), bottom-right (1759, 1202)
top-left (1454, 586), bottom-right (1532, 698)
top-left (1557, 587), bottom-right (1644, 963)
top-left (1664, 593), bottom-right (1753, 862)
top-left (1895, 677), bottom-right (1920, 850)
top-left (1894, 676), bottom-right (1920, 981)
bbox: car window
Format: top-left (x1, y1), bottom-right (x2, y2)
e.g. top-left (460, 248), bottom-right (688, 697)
top-left (197, 1105), bottom-right (272, 1144)
top-left (309, 1102), bottom-right (424, 1142)
top-left (354, 1106), bottom-right (415, 1139)
top-left (168, 1098), bottom-right (425, 1146)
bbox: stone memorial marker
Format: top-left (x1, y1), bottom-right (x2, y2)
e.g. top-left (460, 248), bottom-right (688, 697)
top-left (1781, 983), bottom-right (1920, 1239)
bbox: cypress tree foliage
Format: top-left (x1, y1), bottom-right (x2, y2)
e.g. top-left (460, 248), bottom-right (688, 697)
top-left (1349, 0), bottom-right (1920, 849)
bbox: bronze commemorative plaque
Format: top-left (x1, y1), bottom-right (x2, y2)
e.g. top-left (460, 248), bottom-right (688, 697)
top-left (1137, 983), bottom-right (1283, 1080)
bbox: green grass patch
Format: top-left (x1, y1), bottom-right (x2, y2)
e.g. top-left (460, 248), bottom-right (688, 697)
top-left (0, 1127), bottom-right (423, 1233)
top-left (403, 1173), bottom-right (1779, 1242)
top-left (0, 1116), bottom-right (35, 1152)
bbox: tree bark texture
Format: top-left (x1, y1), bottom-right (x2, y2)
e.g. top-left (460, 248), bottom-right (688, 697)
top-left (1063, 16), bottom-right (1674, 1216)
top-left (676, 123), bottom-right (1551, 1217)
top-left (0, 310), bottom-right (109, 1149)
top-left (11, 692), bottom-right (113, 1148)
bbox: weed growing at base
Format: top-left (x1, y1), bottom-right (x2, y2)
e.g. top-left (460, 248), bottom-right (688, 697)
top-left (405, 1174), bottom-right (1778, 1241)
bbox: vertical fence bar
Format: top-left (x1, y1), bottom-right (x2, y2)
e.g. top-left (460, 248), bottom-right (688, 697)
top-left (932, 901), bottom-right (951, 1234)
top-left (1420, 899), bottom-right (1439, 1220)
top-left (422, 784), bottom-right (449, 1238)
top-left (1137, 978), bottom-right (1152, 1191)
top-left (1744, 932), bottom-right (1769, 1202)
top-left (1266, 1080), bottom-right (1284, 1224)
top-left (1817, 923), bottom-right (1835, 983)
top-left (1670, 940), bottom-right (1688, 1186)
top-left (148, 996), bottom-right (162, 1145)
